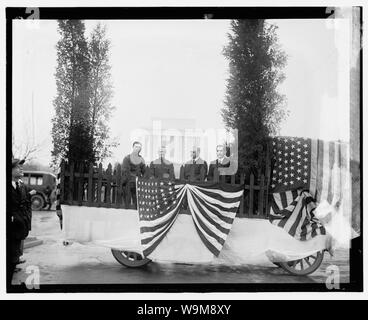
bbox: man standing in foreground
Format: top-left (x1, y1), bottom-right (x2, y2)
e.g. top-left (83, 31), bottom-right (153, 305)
top-left (9, 158), bottom-right (32, 279)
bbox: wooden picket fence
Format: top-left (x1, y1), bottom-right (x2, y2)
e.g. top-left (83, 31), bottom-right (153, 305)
top-left (59, 160), bottom-right (271, 219)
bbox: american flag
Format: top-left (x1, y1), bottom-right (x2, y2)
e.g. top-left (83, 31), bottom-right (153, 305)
top-left (269, 136), bottom-right (350, 240)
top-left (186, 182), bottom-right (244, 256)
top-left (137, 178), bottom-right (186, 257)
top-left (137, 178), bottom-right (244, 258)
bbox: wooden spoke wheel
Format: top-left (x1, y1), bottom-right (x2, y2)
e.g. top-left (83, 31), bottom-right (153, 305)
top-left (279, 251), bottom-right (324, 276)
top-left (111, 249), bottom-right (151, 268)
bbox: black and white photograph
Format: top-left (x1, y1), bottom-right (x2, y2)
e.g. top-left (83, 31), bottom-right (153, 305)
top-left (4, 3), bottom-right (363, 297)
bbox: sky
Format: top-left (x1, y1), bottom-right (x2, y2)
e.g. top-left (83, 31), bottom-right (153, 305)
top-left (12, 18), bottom-right (351, 166)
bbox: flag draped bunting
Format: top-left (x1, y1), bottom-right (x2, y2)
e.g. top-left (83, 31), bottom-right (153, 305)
top-left (137, 178), bottom-right (244, 257)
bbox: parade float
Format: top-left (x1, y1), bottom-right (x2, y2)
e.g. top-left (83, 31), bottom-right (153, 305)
top-left (56, 137), bottom-right (356, 276)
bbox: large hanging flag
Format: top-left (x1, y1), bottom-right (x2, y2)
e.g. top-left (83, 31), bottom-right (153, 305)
top-left (269, 136), bottom-right (350, 240)
top-left (137, 178), bottom-right (244, 257)
top-left (270, 136), bottom-right (349, 203)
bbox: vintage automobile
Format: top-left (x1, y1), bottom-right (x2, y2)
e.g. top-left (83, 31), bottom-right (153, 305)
top-left (22, 170), bottom-right (57, 211)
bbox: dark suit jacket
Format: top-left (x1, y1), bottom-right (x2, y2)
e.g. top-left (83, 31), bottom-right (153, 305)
top-left (9, 182), bottom-right (32, 240)
top-left (149, 158), bottom-right (175, 179)
top-left (207, 157), bottom-right (231, 181)
top-left (121, 155), bottom-right (146, 185)
top-left (183, 158), bottom-right (208, 181)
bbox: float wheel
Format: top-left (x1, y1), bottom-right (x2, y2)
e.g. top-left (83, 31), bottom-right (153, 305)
top-left (111, 249), bottom-right (151, 268)
top-left (279, 251), bottom-right (324, 276)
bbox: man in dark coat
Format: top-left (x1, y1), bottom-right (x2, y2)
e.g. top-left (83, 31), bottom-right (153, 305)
top-left (183, 147), bottom-right (208, 181)
top-left (207, 144), bottom-right (231, 182)
top-left (9, 158), bottom-right (32, 277)
top-left (149, 146), bottom-right (175, 179)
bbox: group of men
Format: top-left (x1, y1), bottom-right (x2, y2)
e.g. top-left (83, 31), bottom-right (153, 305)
top-left (149, 144), bottom-right (232, 181)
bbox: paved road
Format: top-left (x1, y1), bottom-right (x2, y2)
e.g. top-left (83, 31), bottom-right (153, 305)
top-left (11, 211), bottom-right (350, 286)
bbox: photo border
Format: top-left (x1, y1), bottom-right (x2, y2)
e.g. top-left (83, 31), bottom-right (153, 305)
top-left (5, 6), bottom-right (363, 294)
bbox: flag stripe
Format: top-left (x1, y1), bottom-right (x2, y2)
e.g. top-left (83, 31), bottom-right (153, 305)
top-left (140, 209), bottom-right (178, 234)
top-left (269, 190), bottom-right (298, 218)
top-left (320, 140), bottom-right (330, 202)
top-left (286, 191), bottom-right (294, 207)
top-left (190, 192), bottom-right (234, 233)
top-left (188, 184), bottom-right (240, 217)
top-left (288, 197), bottom-right (305, 237)
top-left (142, 223), bottom-right (176, 257)
top-left (299, 216), bottom-right (310, 241)
top-left (309, 139), bottom-right (318, 197)
top-left (280, 192), bottom-right (289, 208)
top-left (277, 206), bottom-right (294, 228)
top-left (273, 193), bottom-right (282, 209)
top-left (327, 141), bottom-right (335, 203)
top-left (187, 208), bottom-right (224, 254)
top-left (192, 185), bottom-right (244, 199)
top-left (270, 200), bottom-right (281, 218)
top-left (141, 213), bottom-right (178, 245)
top-left (190, 182), bottom-right (245, 193)
top-left (188, 190), bottom-right (237, 225)
top-left (316, 139), bottom-right (324, 203)
top-left (187, 191), bottom-right (227, 243)
top-left (192, 222), bottom-right (222, 256)
top-left (282, 194), bottom-right (304, 234)
top-left (191, 209), bottom-right (226, 245)
top-left (186, 186), bottom-right (241, 210)
top-left (190, 187), bottom-right (244, 204)
top-left (311, 214), bottom-right (319, 238)
top-left (331, 141), bottom-right (341, 206)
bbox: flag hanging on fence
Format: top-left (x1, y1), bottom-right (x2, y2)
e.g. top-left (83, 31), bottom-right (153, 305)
top-left (137, 178), bottom-right (244, 258)
top-left (269, 136), bottom-right (350, 240)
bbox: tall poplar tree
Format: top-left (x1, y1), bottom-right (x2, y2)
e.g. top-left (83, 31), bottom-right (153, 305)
top-left (222, 20), bottom-right (287, 177)
top-left (51, 20), bottom-right (93, 166)
top-left (51, 20), bottom-right (116, 167)
top-left (88, 23), bottom-right (116, 162)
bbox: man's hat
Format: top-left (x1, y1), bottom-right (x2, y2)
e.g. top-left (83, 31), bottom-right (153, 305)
top-left (12, 158), bottom-right (25, 168)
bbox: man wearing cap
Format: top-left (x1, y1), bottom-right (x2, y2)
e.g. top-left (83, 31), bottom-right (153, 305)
top-left (149, 146), bottom-right (175, 179)
top-left (207, 144), bottom-right (231, 182)
top-left (9, 158), bottom-right (32, 276)
top-left (183, 147), bottom-right (208, 181)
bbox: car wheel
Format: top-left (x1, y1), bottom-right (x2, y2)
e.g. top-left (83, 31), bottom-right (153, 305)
top-left (278, 251), bottom-right (325, 276)
top-left (111, 249), bottom-right (151, 268)
top-left (31, 194), bottom-right (44, 211)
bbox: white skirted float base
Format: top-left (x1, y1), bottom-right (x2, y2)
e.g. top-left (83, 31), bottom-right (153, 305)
top-left (62, 205), bottom-right (330, 265)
